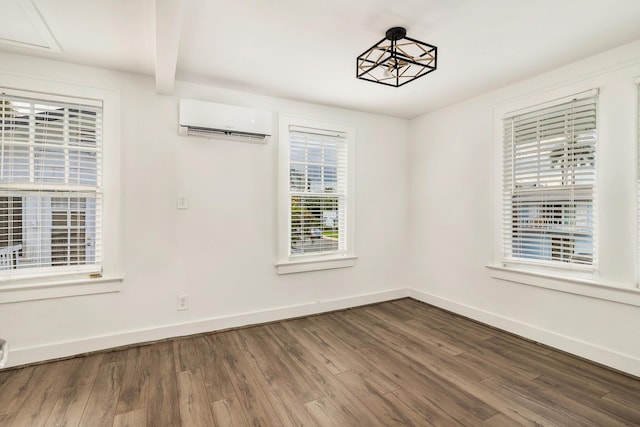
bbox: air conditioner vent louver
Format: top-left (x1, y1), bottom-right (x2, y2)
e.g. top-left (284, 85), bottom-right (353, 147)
top-left (178, 100), bottom-right (272, 142)
top-left (183, 126), bottom-right (267, 140)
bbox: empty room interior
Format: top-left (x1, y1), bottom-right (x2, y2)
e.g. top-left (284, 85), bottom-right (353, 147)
top-left (1, 0), bottom-right (640, 425)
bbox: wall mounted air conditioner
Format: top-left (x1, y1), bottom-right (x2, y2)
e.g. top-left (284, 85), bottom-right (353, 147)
top-left (178, 99), bottom-right (273, 142)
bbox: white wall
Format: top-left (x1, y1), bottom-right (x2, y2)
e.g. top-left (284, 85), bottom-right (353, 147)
top-left (4, 39), bottom-right (640, 377)
top-left (0, 52), bottom-right (410, 367)
top-left (408, 40), bottom-right (640, 377)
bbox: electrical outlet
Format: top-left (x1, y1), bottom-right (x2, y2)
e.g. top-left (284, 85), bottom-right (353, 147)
top-left (177, 295), bottom-right (189, 311)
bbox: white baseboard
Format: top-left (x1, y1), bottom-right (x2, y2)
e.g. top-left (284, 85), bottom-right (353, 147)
top-left (8, 286), bottom-right (639, 378)
top-left (6, 288), bottom-right (409, 368)
top-left (408, 288), bottom-right (640, 378)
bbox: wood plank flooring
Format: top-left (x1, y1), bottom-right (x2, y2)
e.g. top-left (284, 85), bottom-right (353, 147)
top-left (1, 298), bottom-right (639, 426)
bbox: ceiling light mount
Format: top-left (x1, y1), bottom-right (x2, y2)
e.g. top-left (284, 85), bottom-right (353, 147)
top-left (357, 26), bottom-right (437, 87)
top-left (385, 27), bottom-right (407, 41)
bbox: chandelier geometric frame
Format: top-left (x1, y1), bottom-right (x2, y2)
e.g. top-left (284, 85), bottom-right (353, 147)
top-left (357, 27), bottom-right (437, 87)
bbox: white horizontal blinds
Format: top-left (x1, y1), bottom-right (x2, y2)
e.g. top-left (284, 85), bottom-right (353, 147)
top-left (503, 91), bottom-right (597, 268)
top-left (289, 126), bottom-right (347, 256)
top-left (0, 90), bottom-right (102, 279)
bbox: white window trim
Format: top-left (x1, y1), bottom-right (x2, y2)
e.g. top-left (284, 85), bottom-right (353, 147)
top-left (492, 86), bottom-right (601, 281)
top-left (490, 66), bottom-right (640, 302)
top-left (276, 114), bottom-right (356, 274)
top-left (486, 265), bottom-right (640, 307)
top-left (0, 73), bottom-right (122, 303)
top-left (501, 89), bottom-right (599, 275)
top-left (0, 275), bottom-right (122, 304)
top-left (637, 76), bottom-right (640, 286)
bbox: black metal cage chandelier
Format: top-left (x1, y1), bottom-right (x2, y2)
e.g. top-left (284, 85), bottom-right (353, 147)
top-left (357, 27), bottom-right (437, 87)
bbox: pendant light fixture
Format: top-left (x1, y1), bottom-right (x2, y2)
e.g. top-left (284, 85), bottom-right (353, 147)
top-left (357, 27), bottom-right (437, 87)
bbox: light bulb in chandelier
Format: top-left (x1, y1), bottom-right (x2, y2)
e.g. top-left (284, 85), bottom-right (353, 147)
top-left (383, 64), bottom-right (394, 78)
top-left (383, 59), bottom-right (408, 79)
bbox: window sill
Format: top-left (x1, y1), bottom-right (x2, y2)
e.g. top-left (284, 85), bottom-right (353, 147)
top-left (276, 255), bottom-right (357, 275)
top-left (0, 275), bottom-right (123, 304)
top-left (486, 264), bottom-right (640, 307)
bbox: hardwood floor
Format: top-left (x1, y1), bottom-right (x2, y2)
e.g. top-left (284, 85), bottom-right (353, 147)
top-left (1, 298), bottom-right (639, 426)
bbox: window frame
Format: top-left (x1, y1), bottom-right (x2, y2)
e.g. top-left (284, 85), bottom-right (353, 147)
top-left (276, 114), bottom-right (356, 274)
top-left (485, 62), bottom-right (640, 304)
top-left (637, 77), bottom-right (640, 286)
top-left (501, 89), bottom-right (598, 276)
top-left (0, 89), bottom-right (102, 279)
top-left (0, 74), bottom-right (122, 303)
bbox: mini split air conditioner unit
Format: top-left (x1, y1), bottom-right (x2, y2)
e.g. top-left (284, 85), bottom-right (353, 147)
top-left (178, 99), bottom-right (273, 142)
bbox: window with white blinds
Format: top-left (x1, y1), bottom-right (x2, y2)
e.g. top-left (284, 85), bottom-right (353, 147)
top-left (289, 126), bottom-right (347, 256)
top-left (502, 90), bottom-right (597, 270)
top-left (0, 90), bottom-right (102, 280)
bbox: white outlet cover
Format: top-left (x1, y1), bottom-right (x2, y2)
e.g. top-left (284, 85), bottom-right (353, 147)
top-left (177, 294), bottom-right (188, 310)
top-left (177, 194), bottom-right (188, 209)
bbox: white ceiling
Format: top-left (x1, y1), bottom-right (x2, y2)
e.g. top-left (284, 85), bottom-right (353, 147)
top-left (2, 0), bottom-right (640, 118)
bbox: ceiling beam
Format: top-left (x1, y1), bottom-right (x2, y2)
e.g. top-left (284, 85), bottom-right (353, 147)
top-left (155, 0), bottom-right (185, 95)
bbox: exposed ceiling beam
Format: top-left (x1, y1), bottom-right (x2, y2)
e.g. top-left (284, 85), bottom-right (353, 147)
top-left (155, 0), bottom-right (185, 95)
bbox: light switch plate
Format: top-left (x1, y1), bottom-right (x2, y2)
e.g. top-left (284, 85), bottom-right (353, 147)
top-left (177, 194), bottom-right (188, 209)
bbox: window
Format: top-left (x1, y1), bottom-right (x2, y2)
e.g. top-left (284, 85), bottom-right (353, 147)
top-left (0, 196), bottom-right (23, 268)
top-left (0, 90), bottom-right (102, 280)
top-left (290, 128), bottom-right (346, 255)
top-left (277, 115), bottom-right (355, 274)
top-left (502, 90), bottom-right (597, 272)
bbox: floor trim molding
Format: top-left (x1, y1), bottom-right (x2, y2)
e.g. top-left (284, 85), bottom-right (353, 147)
top-left (5, 288), bottom-right (409, 368)
top-left (408, 288), bottom-right (640, 378)
top-left (6, 286), bottom-right (640, 378)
